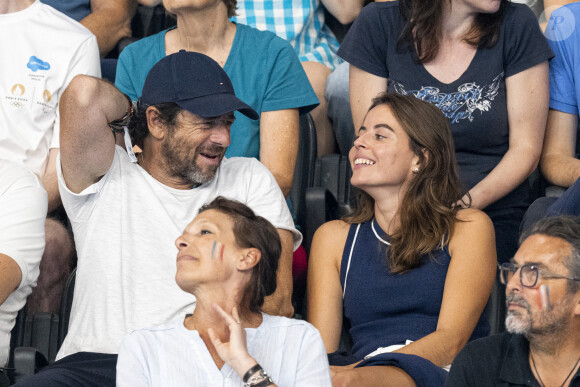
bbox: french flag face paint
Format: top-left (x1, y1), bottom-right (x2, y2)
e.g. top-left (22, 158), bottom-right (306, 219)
top-left (540, 284), bottom-right (551, 310)
top-left (210, 241), bottom-right (225, 262)
top-left (211, 241), bottom-right (217, 260)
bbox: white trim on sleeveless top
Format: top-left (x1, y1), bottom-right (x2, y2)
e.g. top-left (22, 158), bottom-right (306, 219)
top-left (342, 220), bottom-right (390, 299)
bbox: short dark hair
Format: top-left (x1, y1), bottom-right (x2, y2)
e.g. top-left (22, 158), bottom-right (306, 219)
top-left (521, 215), bottom-right (580, 293)
top-left (198, 196), bottom-right (281, 312)
top-left (128, 101), bottom-right (182, 149)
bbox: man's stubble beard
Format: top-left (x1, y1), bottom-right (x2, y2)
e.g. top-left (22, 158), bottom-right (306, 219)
top-left (161, 136), bottom-right (225, 186)
top-left (505, 292), bottom-right (570, 339)
top-left (505, 293), bottom-right (533, 335)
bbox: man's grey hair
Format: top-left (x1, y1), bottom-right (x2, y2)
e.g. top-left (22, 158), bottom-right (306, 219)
top-left (521, 215), bottom-right (580, 293)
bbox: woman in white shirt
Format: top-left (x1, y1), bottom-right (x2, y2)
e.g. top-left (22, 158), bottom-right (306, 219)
top-left (116, 196), bottom-right (331, 387)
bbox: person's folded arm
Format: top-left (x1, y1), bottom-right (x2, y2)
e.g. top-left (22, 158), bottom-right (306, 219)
top-left (262, 229), bottom-right (295, 318)
top-left (540, 109), bottom-right (580, 188)
top-left (41, 148), bottom-right (61, 214)
top-left (462, 62), bottom-right (549, 210)
top-left (350, 65), bottom-right (388, 134)
top-left (0, 254), bottom-right (21, 306)
top-left (82, 0), bottom-right (138, 57)
top-left (259, 109), bottom-right (299, 197)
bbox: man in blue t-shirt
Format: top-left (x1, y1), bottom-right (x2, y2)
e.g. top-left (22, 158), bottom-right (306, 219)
top-left (523, 3), bottom-right (580, 229)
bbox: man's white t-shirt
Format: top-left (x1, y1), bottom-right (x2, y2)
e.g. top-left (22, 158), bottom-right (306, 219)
top-left (0, 0), bottom-right (100, 177)
top-left (56, 147), bottom-right (301, 359)
top-left (0, 160), bottom-right (47, 367)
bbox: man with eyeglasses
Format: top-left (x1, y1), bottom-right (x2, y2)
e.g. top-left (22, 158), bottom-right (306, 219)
top-left (447, 215), bottom-right (580, 387)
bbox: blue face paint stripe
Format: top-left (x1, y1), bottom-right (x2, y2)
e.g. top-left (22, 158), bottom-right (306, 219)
top-left (211, 241), bottom-right (217, 260)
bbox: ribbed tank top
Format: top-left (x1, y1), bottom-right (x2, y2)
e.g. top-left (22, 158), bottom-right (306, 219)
top-left (340, 220), bottom-right (489, 360)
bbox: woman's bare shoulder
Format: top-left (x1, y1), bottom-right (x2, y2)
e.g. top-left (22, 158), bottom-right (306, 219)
top-left (315, 219), bottom-right (351, 237)
top-left (454, 208), bottom-right (493, 227)
top-left (449, 208), bottom-right (496, 259)
top-left (310, 220), bottom-right (352, 265)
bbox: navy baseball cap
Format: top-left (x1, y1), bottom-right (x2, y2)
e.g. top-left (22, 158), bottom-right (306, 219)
top-left (140, 51), bottom-right (259, 120)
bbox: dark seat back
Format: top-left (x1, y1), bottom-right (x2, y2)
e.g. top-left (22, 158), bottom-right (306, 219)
top-left (289, 114), bottom-right (318, 232)
top-left (304, 154), bottom-right (353, 254)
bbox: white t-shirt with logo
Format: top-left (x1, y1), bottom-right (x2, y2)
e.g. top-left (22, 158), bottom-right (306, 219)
top-left (0, 159), bottom-right (47, 367)
top-left (0, 0), bottom-right (100, 177)
top-left (56, 147), bottom-right (301, 359)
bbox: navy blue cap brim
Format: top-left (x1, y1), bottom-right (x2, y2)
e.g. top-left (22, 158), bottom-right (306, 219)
top-left (176, 93), bottom-right (259, 120)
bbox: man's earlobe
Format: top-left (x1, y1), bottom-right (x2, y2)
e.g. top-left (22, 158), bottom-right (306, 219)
top-left (146, 107), bottom-right (166, 140)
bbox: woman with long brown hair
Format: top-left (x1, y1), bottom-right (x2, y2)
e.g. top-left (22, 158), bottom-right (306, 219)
top-left (307, 93), bottom-right (496, 386)
top-left (337, 0), bottom-right (553, 264)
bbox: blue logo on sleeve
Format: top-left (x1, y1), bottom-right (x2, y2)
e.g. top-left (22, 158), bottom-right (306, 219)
top-left (27, 56), bottom-right (51, 72)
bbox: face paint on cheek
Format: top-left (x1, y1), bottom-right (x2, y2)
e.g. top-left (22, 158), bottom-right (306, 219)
top-left (220, 244), bottom-right (225, 262)
top-left (535, 287), bottom-right (543, 310)
top-left (540, 284), bottom-right (551, 310)
top-left (211, 241), bottom-right (217, 260)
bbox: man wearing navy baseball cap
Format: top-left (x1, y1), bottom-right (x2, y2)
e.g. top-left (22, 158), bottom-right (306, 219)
top-left (16, 51), bottom-right (301, 386)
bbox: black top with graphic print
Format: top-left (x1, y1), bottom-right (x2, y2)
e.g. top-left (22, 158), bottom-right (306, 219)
top-left (338, 2), bottom-right (553, 214)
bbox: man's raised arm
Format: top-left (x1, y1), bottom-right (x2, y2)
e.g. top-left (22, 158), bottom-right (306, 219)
top-left (59, 75), bottom-right (130, 193)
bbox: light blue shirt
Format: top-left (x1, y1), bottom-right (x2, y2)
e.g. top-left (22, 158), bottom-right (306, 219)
top-left (545, 3), bottom-right (580, 151)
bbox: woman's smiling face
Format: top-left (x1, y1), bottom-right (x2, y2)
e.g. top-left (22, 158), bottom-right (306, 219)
top-left (349, 104), bottom-right (420, 192)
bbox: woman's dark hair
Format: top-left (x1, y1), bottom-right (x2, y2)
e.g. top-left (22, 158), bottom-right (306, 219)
top-left (128, 101), bottom-right (182, 149)
top-left (345, 93), bottom-right (468, 274)
top-left (198, 196), bottom-right (281, 313)
top-left (398, 0), bottom-right (507, 63)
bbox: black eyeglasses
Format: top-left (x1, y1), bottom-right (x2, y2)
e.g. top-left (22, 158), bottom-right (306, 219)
top-left (498, 262), bottom-right (580, 288)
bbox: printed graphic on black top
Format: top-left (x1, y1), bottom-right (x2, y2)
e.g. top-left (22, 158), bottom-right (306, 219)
top-left (390, 73), bottom-right (504, 124)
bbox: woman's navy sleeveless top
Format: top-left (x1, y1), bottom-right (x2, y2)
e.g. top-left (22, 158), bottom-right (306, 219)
top-left (340, 220), bottom-right (489, 360)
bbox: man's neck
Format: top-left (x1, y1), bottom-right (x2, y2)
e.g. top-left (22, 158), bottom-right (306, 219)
top-left (165, 6), bottom-right (236, 67)
top-left (528, 328), bottom-right (580, 387)
top-left (138, 150), bottom-right (197, 190)
top-left (0, 0), bottom-right (35, 14)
